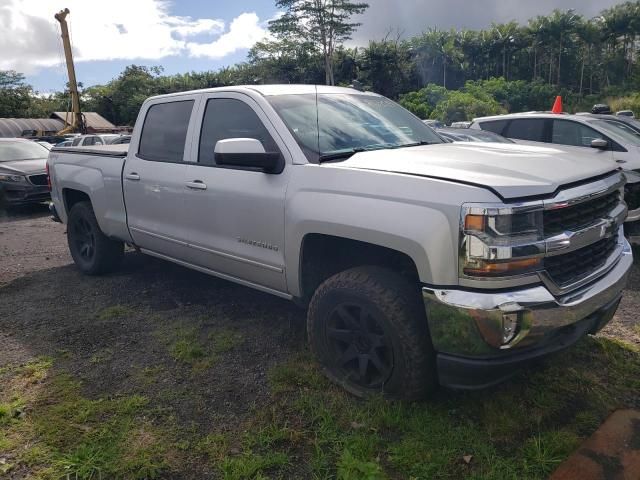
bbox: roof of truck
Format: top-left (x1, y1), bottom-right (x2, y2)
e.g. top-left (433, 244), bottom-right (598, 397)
top-left (147, 84), bottom-right (373, 101)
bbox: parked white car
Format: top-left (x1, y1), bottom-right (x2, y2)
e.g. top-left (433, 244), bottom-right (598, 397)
top-left (71, 134), bottom-right (123, 147)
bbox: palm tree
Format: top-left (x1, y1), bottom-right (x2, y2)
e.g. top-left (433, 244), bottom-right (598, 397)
top-left (546, 10), bottom-right (580, 86)
top-left (491, 22), bottom-right (519, 80)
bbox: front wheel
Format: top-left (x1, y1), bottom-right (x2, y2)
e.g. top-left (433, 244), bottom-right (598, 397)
top-left (67, 201), bottom-right (124, 275)
top-left (307, 266), bottom-right (437, 400)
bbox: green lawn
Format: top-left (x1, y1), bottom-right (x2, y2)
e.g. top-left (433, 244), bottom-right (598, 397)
top-left (1, 335), bottom-right (639, 479)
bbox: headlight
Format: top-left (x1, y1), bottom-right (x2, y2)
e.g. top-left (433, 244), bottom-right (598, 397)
top-left (0, 174), bottom-right (27, 183)
top-left (461, 204), bottom-right (544, 278)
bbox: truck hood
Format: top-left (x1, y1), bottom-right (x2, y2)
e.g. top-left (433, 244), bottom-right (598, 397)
top-left (336, 142), bottom-right (616, 199)
top-left (0, 158), bottom-right (47, 175)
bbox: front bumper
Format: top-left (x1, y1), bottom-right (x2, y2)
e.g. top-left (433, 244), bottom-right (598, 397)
top-left (0, 182), bottom-right (50, 206)
top-left (423, 240), bottom-right (633, 389)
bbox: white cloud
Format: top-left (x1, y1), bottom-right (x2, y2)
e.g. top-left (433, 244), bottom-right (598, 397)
top-left (0, 0), bottom-right (269, 73)
top-left (186, 13), bottom-right (268, 59)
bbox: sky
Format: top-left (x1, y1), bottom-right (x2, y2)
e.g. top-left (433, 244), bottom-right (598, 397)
top-left (0, 0), bottom-right (627, 93)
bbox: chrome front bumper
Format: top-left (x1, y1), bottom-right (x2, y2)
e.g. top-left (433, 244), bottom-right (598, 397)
top-left (423, 239), bottom-right (633, 358)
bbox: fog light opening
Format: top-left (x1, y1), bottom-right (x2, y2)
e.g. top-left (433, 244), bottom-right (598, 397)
top-left (501, 312), bottom-right (520, 345)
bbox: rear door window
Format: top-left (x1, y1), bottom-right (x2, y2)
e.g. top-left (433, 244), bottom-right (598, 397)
top-left (504, 119), bottom-right (547, 142)
top-left (478, 120), bottom-right (508, 135)
top-left (552, 120), bottom-right (604, 147)
top-left (138, 100), bottom-right (195, 162)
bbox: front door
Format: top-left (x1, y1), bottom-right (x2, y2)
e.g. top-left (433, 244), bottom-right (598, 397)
top-left (124, 97), bottom-right (198, 259)
top-left (181, 93), bottom-right (290, 293)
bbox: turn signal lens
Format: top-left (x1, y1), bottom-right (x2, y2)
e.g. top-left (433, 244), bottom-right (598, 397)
top-left (464, 214), bottom-right (485, 231)
top-left (463, 257), bottom-right (542, 277)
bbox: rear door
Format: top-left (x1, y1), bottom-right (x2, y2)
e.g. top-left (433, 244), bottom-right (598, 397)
top-left (181, 92), bottom-right (291, 293)
top-left (123, 96), bottom-right (199, 259)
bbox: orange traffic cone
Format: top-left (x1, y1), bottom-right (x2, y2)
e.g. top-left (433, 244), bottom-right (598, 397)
top-left (551, 96), bottom-right (563, 114)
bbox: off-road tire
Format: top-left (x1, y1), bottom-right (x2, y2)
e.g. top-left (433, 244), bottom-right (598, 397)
top-left (67, 201), bottom-right (124, 275)
top-left (307, 266), bottom-right (437, 400)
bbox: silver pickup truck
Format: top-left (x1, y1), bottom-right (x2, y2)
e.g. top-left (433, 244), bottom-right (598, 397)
top-left (48, 85), bottom-right (632, 399)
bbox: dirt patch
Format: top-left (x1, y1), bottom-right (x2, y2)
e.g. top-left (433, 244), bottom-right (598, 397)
top-left (0, 205), bottom-right (69, 286)
top-left (599, 258), bottom-right (640, 347)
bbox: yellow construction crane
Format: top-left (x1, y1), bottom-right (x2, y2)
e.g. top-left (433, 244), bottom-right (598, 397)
top-left (54, 8), bottom-right (85, 135)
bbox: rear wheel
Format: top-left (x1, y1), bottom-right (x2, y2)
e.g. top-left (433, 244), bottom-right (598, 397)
top-left (307, 266), bottom-right (437, 400)
top-left (67, 201), bottom-right (123, 275)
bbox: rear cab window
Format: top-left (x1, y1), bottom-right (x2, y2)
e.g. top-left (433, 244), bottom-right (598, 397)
top-left (504, 119), bottom-right (548, 142)
top-left (478, 119), bottom-right (508, 135)
top-left (138, 100), bottom-right (195, 162)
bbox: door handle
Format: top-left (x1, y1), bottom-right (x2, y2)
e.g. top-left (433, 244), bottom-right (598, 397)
top-left (125, 172), bottom-right (140, 181)
top-left (186, 180), bottom-right (207, 190)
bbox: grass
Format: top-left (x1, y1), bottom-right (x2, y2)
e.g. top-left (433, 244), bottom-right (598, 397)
top-left (168, 326), bottom-right (242, 371)
top-left (0, 357), bottom-right (171, 479)
top-left (1, 334), bottom-right (638, 479)
top-left (97, 305), bottom-right (132, 320)
top-left (250, 335), bottom-right (640, 479)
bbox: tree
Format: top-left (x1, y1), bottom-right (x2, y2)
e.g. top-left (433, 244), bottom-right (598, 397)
top-left (0, 70), bottom-right (33, 118)
top-left (357, 35), bottom-right (419, 97)
top-left (249, 38), bottom-right (324, 84)
top-left (268, 0), bottom-right (369, 85)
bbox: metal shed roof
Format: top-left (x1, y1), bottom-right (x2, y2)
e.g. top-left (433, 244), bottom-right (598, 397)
top-left (52, 112), bottom-right (116, 130)
top-left (0, 118), bottom-right (64, 138)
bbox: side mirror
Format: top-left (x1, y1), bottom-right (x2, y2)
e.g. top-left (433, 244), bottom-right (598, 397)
top-left (214, 138), bottom-right (283, 173)
top-left (591, 138), bottom-right (609, 150)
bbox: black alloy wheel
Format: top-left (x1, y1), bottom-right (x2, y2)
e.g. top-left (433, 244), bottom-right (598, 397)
top-left (325, 303), bottom-right (394, 389)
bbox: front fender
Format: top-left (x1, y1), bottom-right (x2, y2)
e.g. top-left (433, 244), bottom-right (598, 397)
top-left (285, 191), bottom-right (458, 297)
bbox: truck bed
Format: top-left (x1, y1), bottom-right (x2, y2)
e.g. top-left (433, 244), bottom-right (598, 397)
top-left (51, 144), bottom-right (129, 157)
top-left (48, 145), bottom-right (131, 243)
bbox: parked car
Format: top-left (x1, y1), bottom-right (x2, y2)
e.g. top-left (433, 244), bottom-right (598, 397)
top-left (110, 135), bottom-right (131, 145)
top-left (422, 119), bottom-right (444, 128)
top-left (0, 138), bottom-right (50, 207)
top-left (617, 110), bottom-right (635, 118)
top-left (49, 85), bottom-right (632, 399)
top-left (71, 134), bottom-right (122, 146)
top-left (55, 140), bottom-right (74, 147)
top-left (575, 112), bottom-right (640, 134)
top-left (471, 112), bottom-right (640, 234)
top-left (436, 127), bottom-right (514, 143)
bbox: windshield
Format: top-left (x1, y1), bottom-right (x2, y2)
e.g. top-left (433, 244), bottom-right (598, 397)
top-left (267, 93), bottom-right (443, 162)
top-left (0, 141), bottom-right (49, 162)
top-left (592, 119), bottom-right (640, 146)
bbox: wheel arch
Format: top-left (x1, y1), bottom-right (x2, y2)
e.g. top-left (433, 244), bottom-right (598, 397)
top-left (293, 232), bottom-right (425, 304)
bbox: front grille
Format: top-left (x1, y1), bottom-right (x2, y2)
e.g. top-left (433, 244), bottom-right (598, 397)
top-left (28, 174), bottom-right (48, 186)
top-left (544, 191), bottom-right (620, 236)
top-left (544, 233), bottom-right (619, 287)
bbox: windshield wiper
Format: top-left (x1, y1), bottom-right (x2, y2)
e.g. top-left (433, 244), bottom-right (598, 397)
top-left (318, 147), bottom-right (366, 163)
top-left (318, 141), bottom-right (434, 163)
top-left (390, 140), bottom-right (433, 149)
